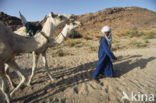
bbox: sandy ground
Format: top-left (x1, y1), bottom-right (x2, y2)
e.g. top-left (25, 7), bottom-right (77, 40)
top-left (1, 39), bottom-right (156, 103)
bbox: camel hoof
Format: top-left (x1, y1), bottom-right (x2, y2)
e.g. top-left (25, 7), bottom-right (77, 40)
top-left (10, 83), bottom-right (16, 90)
top-left (50, 77), bottom-right (57, 82)
top-left (12, 83), bottom-right (17, 88)
top-left (10, 92), bottom-right (14, 97)
top-left (20, 85), bottom-right (26, 90)
top-left (26, 83), bottom-right (32, 87)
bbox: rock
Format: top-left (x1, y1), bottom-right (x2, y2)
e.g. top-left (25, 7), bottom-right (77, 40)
top-left (0, 12), bottom-right (22, 31)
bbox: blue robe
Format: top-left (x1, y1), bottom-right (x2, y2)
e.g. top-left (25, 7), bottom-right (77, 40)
top-left (93, 37), bottom-right (115, 79)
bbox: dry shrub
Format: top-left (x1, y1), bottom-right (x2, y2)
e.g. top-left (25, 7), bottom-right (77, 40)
top-left (52, 48), bottom-right (66, 57)
top-left (65, 39), bottom-right (81, 47)
top-left (129, 40), bottom-right (148, 48)
top-left (69, 30), bottom-right (82, 39)
top-left (144, 32), bottom-right (156, 39)
top-left (83, 34), bottom-right (92, 40)
top-left (95, 35), bottom-right (103, 39)
top-left (89, 46), bottom-right (98, 52)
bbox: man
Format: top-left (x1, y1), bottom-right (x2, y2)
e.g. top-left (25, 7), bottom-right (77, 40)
top-left (93, 26), bottom-right (117, 83)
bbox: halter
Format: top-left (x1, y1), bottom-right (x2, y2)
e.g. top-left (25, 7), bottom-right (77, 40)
top-left (60, 32), bottom-right (66, 40)
top-left (40, 31), bottom-right (50, 43)
top-left (39, 16), bottom-right (53, 44)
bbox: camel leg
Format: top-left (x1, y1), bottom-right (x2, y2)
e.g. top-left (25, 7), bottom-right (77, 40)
top-left (7, 61), bottom-right (26, 97)
top-left (0, 64), bottom-right (11, 103)
top-left (27, 51), bottom-right (39, 86)
top-left (5, 64), bottom-right (16, 89)
top-left (41, 51), bottom-right (55, 82)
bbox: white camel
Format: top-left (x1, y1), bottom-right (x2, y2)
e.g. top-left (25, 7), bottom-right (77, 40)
top-left (27, 20), bottom-right (81, 86)
top-left (6, 12), bottom-right (79, 87)
top-left (5, 12), bottom-right (71, 88)
top-left (6, 20), bottom-right (81, 89)
top-left (0, 12), bottom-right (71, 103)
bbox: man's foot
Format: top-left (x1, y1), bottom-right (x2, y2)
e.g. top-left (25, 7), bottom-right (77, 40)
top-left (93, 78), bottom-right (101, 84)
top-left (93, 78), bottom-right (104, 86)
top-left (97, 74), bottom-right (105, 79)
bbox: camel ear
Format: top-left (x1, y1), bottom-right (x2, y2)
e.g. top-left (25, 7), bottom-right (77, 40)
top-left (19, 11), bottom-right (27, 25)
top-left (49, 12), bottom-right (58, 18)
top-left (49, 12), bottom-right (52, 17)
top-left (49, 12), bottom-right (54, 17)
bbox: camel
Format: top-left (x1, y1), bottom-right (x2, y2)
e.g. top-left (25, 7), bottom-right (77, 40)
top-left (0, 12), bottom-right (72, 103)
top-left (6, 20), bottom-right (81, 90)
top-left (5, 12), bottom-right (71, 88)
top-left (26, 20), bottom-right (81, 86)
top-left (6, 12), bottom-right (78, 87)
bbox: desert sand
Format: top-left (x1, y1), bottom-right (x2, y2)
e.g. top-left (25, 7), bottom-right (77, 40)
top-left (0, 38), bottom-right (156, 103)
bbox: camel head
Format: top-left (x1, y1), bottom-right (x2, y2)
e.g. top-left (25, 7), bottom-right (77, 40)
top-left (67, 20), bottom-right (81, 30)
top-left (42, 12), bottom-right (73, 37)
top-left (61, 20), bottom-right (81, 37)
top-left (50, 20), bottom-right (81, 45)
top-left (48, 12), bottom-right (71, 27)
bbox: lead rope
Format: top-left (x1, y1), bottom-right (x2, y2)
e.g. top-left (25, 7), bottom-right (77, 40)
top-left (60, 32), bottom-right (66, 40)
top-left (40, 31), bottom-right (50, 43)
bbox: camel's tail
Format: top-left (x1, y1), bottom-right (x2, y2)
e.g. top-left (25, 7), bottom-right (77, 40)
top-left (19, 11), bottom-right (27, 25)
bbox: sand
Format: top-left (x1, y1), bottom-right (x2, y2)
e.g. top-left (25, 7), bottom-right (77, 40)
top-left (0, 39), bottom-right (156, 103)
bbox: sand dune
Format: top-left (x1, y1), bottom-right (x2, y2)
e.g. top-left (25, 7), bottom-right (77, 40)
top-left (0, 39), bottom-right (156, 103)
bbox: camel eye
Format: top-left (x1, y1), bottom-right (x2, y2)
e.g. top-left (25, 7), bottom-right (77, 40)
top-left (59, 16), bottom-right (64, 20)
top-left (72, 22), bottom-right (76, 25)
top-left (51, 13), bottom-right (56, 18)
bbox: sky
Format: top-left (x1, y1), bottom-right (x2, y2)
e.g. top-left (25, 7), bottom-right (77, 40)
top-left (0, 0), bottom-right (156, 21)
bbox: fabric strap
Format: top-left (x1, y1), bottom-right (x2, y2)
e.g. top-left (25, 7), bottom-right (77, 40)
top-left (60, 32), bottom-right (66, 40)
top-left (40, 31), bottom-right (50, 43)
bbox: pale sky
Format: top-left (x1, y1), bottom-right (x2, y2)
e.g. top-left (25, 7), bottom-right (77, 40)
top-left (0, 0), bottom-right (156, 21)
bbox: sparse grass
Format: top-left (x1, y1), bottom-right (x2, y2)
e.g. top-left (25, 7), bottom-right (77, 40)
top-left (95, 35), bottom-right (103, 39)
top-left (130, 26), bottom-right (140, 37)
top-left (111, 44), bottom-right (120, 51)
top-left (117, 27), bottom-right (146, 37)
top-left (117, 28), bottom-right (156, 40)
top-left (75, 42), bottom-right (87, 48)
top-left (111, 37), bottom-right (149, 51)
top-left (144, 32), bottom-right (156, 39)
top-left (111, 39), bottom-right (121, 51)
top-left (89, 46), bottom-right (98, 52)
top-left (136, 43), bottom-right (147, 48)
top-left (69, 30), bottom-right (82, 39)
top-left (83, 34), bottom-right (92, 40)
top-left (112, 39), bottom-right (120, 44)
top-left (65, 39), bottom-right (81, 47)
top-left (52, 48), bottom-right (66, 57)
top-left (51, 28), bottom-right (153, 56)
top-left (129, 39), bottom-right (148, 48)
top-left (116, 30), bottom-right (130, 37)
top-left (145, 40), bottom-right (149, 43)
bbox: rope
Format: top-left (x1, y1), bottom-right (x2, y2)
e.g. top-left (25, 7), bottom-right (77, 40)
top-left (40, 31), bottom-right (50, 43)
top-left (60, 32), bottom-right (66, 40)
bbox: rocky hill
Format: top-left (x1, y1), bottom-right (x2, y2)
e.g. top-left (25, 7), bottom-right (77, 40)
top-left (76, 7), bottom-right (156, 35)
top-left (0, 12), bottom-right (22, 31)
top-left (0, 7), bottom-right (156, 35)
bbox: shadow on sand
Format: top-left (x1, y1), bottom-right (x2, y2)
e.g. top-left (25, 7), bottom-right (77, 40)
top-left (12, 55), bottom-right (156, 103)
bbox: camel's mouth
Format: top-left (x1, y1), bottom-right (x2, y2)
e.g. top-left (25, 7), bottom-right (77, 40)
top-left (74, 21), bottom-right (81, 28)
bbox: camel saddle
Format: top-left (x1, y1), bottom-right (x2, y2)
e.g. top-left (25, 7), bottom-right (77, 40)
top-left (25, 22), bottom-right (42, 36)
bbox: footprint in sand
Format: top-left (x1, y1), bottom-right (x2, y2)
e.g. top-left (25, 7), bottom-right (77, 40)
top-left (105, 86), bottom-right (109, 94)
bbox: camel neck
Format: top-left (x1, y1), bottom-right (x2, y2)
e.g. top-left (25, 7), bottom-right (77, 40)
top-left (55, 26), bottom-right (69, 44)
top-left (42, 18), bottom-right (57, 38)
